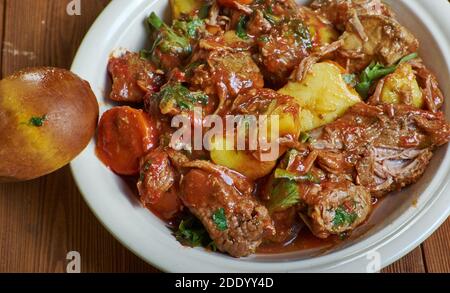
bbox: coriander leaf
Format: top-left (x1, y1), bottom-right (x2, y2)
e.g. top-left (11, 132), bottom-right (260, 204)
top-left (236, 15), bottom-right (249, 40)
top-left (212, 208), bottom-right (228, 231)
top-left (29, 115), bottom-right (47, 127)
top-left (173, 19), bottom-right (205, 39)
top-left (157, 82), bottom-right (209, 114)
top-left (267, 179), bottom-right (301, 213)
top-left (174, 216), bottom-right (210, 248)
top-left (186, 19), bottom-right (204, 38)
top-left (333, 206), bottom-right (358, 230)
top-left (274, 169), bottom-right (321, 184)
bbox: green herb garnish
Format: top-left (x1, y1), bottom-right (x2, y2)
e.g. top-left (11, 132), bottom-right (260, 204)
top-left (258, 35), bottom-right (270, 43)
top-left (263, 9), bottom-right (281, 26)
top-left (173, 18), bottom-right (205, 39)
top-left (157, 82), bottom-right (209, 113)
top-left (288, 19), bottom-right (313, 49)
top-left (29, 115), bottom-right (47, 127)
top-left (140, 49), bottom-right (152, 60)
top-left (198, 4), bottom-right (211, 19)
top-left (148, 12), bottom-right (164, 29)
top-left (267, 179), bottom-right (301, 213)
top-left (212, 208), bottom-right (228, 231)
top-left (274, 169), bottom-right (321, 184)
top-left (236, 15), bottom-right (249, 39)
top-left (147, 12), bottom-right (192, 57)
top-left (355, 52), bottom-right (418, 99)
top-left (299, 132), bottom-right (310, 143)
top-left (333, 206), bottom-right (358, 230)
top-left (174, 216), bottom-right (209, 247)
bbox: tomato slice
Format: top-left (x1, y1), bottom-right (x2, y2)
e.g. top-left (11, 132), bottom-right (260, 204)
top-left (96, 106), bottom-right (158, 175)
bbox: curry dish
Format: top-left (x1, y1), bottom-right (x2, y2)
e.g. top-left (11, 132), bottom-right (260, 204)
top-left (96, 0), bottom-right (450, 257)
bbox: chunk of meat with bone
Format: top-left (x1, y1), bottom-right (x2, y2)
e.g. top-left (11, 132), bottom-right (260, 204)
top-left (108, 52), bottom-right (164, 103)
top-left (310, 0), bottom-right (394, 30)
top-left (301, 180), bottom-right (372, 239)
top-left (337, 14), bottom-right (419, 72)
top-left (311, 103), bottom-right (450, 196)
top-left (180, 161), bottom-right (275, 257)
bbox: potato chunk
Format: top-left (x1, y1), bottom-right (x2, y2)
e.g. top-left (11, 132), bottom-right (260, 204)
top-left (170, 0), bottom-right (203, 20)
top-left (380, 63), bottom-right (424, 109)
top-left (209, 135), bottom-right (278, 181)
top-left (209, 89), bottom-right (301, 180)
top-left (300, 7), bottom-right (339, 47)
top-left (278, 62), bottom-right (361, 132)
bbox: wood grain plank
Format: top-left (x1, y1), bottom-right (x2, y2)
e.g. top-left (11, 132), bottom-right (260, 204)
top-left (0, 0), bottom-right (5, 78)
top-left (422, 218), bottom-right (450, 273)
top-left (0, 0), bottom-right (156, 273)
top-left (382, 247), bottom-right (426, 273)
top-left (0, 0), bottom-right (447, 273)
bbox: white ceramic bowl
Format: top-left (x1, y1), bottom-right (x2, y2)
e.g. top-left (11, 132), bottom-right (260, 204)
top-left (71, 0), bottom-right (450, 272)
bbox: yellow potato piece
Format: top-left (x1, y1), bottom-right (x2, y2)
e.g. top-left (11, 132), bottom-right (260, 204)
top-left (170, 0), bottom-right (202, 20)
top-left (264, 100), bottom-right (302, 139)
top-left (278, 62), bottom-right (361, 132)
top-left (380, 63), bottom-right (423, 108)
top-left (301, 8), bottom-right (339, 46)
top-left (209, 135), bottom-right (277, 180)
top-left (209, 88), bottom-right (301, 179)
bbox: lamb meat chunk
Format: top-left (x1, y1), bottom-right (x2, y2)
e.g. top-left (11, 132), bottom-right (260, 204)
top-left (356, 147), bottom-right (433, 197)
top-left (301, 180), bottom-right (372, 239)
top-left (310, 0), bottom-right (394, 31)
top-left (255, 18), bottom-right (312, 87)
top-left (312, 103), bottom-right (450, 197)
top-left (137, 148), bottom-right (183, 220)
top-left (108, 52), bottom-right (164, 103)
top-left (190, 49), bottom-right (264, 113)
top-left (338, 15), bottom-right (419, 73)
top-left (180, 163), bottom-right (275, 257)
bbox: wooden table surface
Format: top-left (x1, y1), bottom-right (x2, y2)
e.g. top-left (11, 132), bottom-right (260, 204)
top-left (0, 0), bottom-right (449, 273)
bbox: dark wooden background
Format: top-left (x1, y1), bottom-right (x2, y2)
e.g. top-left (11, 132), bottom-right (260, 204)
top-left (0, 0), bottom-right (448, 273)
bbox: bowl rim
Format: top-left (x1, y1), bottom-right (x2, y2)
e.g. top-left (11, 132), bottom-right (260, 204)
top-left (70, 0), bottom-right (450, 272)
